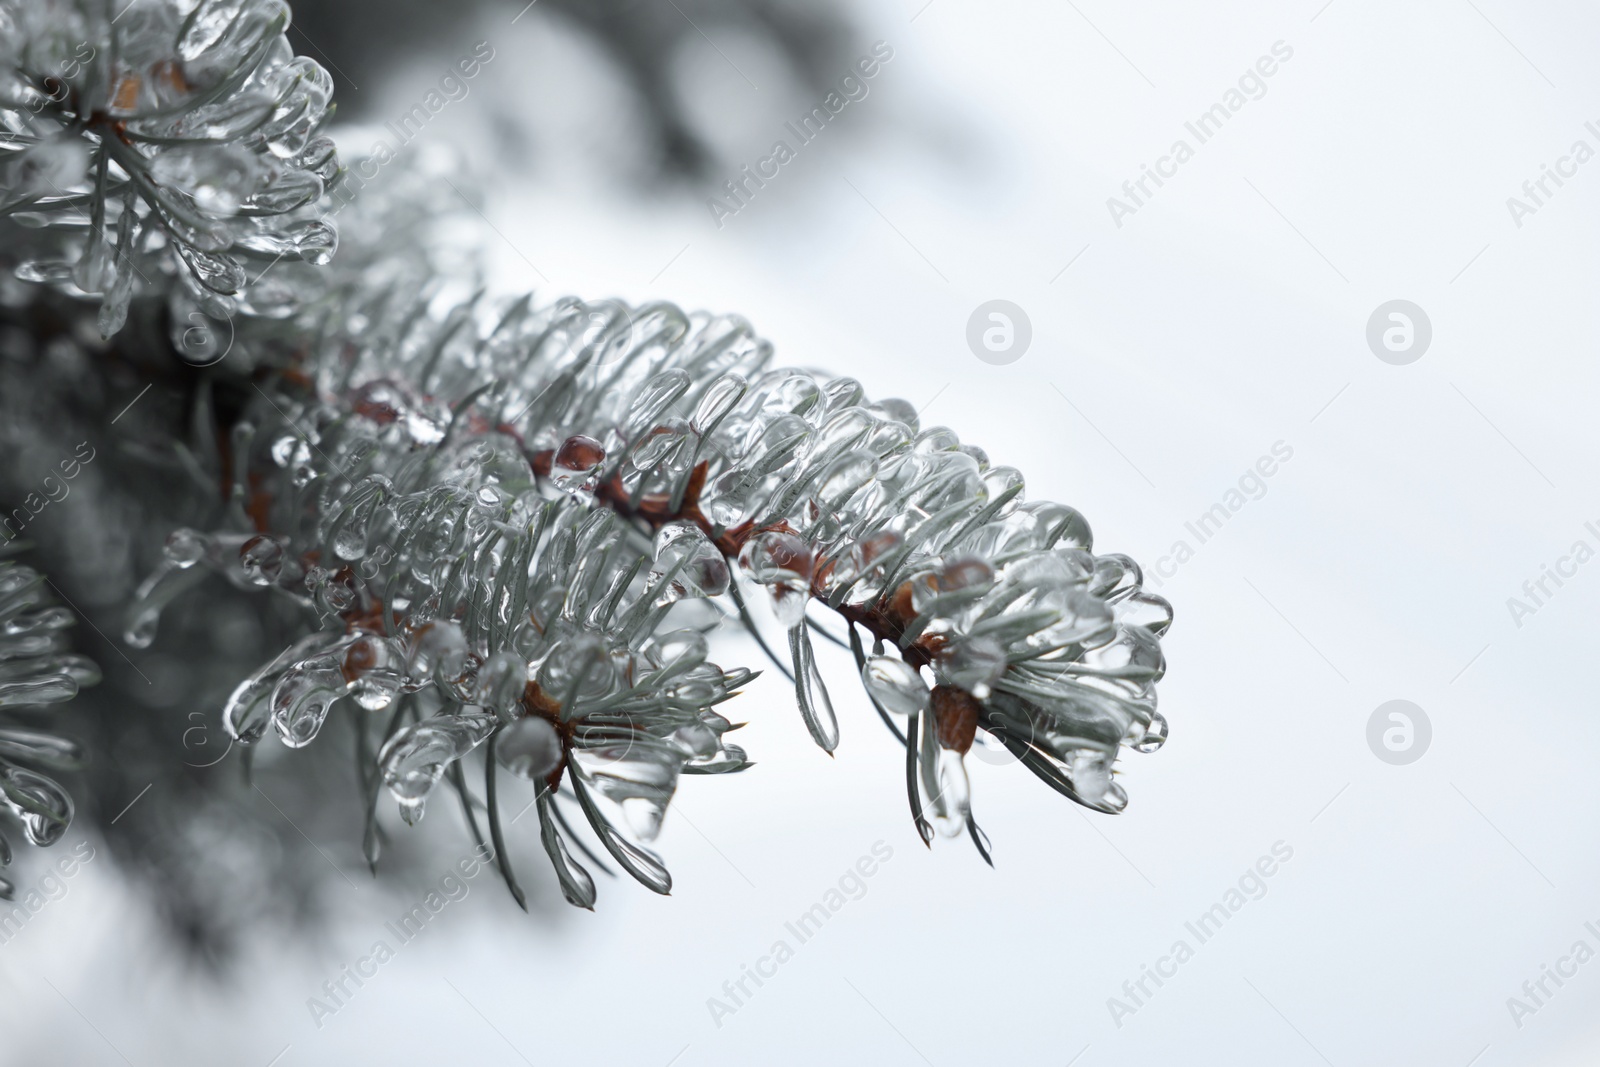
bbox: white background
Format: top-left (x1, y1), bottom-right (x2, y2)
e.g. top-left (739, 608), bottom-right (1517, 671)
top-left (6, 0), bottom-right (1600, 1064)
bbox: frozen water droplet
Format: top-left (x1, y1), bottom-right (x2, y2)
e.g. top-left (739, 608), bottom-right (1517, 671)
top-left (831, 529), bottom-right (902, 602)
top-left (575, 744), bottom-right (681, 842)
top-left (76, 226), bottom-right (117, 296)
top-left (150, 144), bottom-right (264, 215)
top-left (164, 528), bottom-right (209, 568)
top-left (1025, 501), bottom-right (1093, 551)
top-left (1058, 587), bottom-right (1118, 647)
top-left (1088, 553), bottom-right (1143, 601)
top-left (331, 523), bottom-right (368, 562)
top-left (814, 449), bottom-right (878, 511)
top-left (539, 795), bottom-right (597, 908)
top-left (238, 535), bottom-right (286, 586)
top-left (538, 632), bottom-right (614, 707)
top-left (870, 396), bottom-right (918, 430)
top-left (295, 136), bottom-right (339, 183)
top-left (702, 468), bottom-right (754, 527)
top-left (14, 260), bottom-right (76, 286)
top-left (397, 795), bottom-right (426, 826)
top-left (626, 369), bottom-right (691, 435)
top-left (245, 168), bottom-right (323, 214)
top-left (407, 621), bottom-right (468, 689)
top-left (343, 636), bottom-right (403, 710)
top-left (288, 219), bottom-right (337, 265)
top-left (473, 651), bottom-right (528, 721)
top-left (0, 763), bottom-right (72, 845)
top-left (552, 434), bottom-right (605, 496)
top-left (496, 716), bottom-right (561, 780)
top-left (758, 372), bottom-right (821, 416)
top-left (1133, 710), bottom-right (1168, 754)
top-left (672, 722), bottom-right (720, 758)
top-left (861, 656), bottom-right (928, 717)
top-left (691, 372), bottom-right (747, 435)
top-left (98, 254), bottom-right (136, 339)
top-left (222, 675), bottom-right (275, 744)
top-left (662, 663), bottom-right (725, 707)
top-left (739, 530), bottom-right (813, 629)
top-left (124, 555), bottom-right (208, 649)
top-left (983, 465), bottom-right (1025, 514)
top-left (820, 375), bottom-right (864, 414)
top-left (1080, 624), bottom-right (1165, 681)
top-left (304, 565), bottom-right (356, 614)
top-left (646, 628), bottom-right (708, 673)
top-left (124, 607), bottom-right (161, 650)
top-left (767, 585), bottom-right (808, 629)
top-left (379, 714), bottom-right (496, 825)
top-left (631, 418), bottom-right (696, 475)
top-left (1115, 591), bottom-right (1174, 636)
top-left (326, 478), bottom-right (386, 561)
top-left (269, 433), bottom-right (301, 467)
top-left (179, 246), bottom-right (246, 294)
top-left (0, 728), bottom-right (84, 767)
top-left (925, 557), bottom-right (996, 609)
top-left (939, 636), bottom-right (1007, 700)
top-left (271, 666), bottom-right (348, 748)
top-left (1068, 749), bottom-right (1113, 806)
top-left (650, 522), bottom-right (729, 601)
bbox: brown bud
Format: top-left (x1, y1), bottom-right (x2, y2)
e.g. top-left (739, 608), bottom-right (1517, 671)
top-left (554, 434), bottom-right (606, 470)
top-left (341, 635), bottom-right (377, 683)
top-left (931, 685), bottom-right (979, 755)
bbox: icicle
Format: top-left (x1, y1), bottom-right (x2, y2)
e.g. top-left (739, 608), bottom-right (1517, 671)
top-left (788, 625), bottom-right (839, 753)
top-left (0, 760), bottom-right (73, 846)
top-left (537, 790), bottom-right (596, 909)
top-left (377, 714), bottom-right (496, 825)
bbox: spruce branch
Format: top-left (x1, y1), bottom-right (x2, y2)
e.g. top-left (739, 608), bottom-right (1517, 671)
top-left (0, 0), bottom-right (340, 346)
top-left (1, 0), bottom-right (1173, 913)
top-left (113, 161), bottom-right (1172, 902)
top-left (0, 551), bottom-right (98, 898)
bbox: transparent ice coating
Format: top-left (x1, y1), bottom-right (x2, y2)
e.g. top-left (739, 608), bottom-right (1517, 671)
top-left (0, 559), bottom-right (94, 887)
top-left (0, 0), bottom-right (339, 341)
top-left (113, 140), bottom-right (1171, 903)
